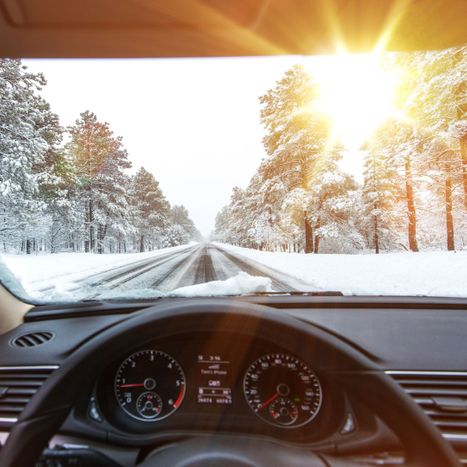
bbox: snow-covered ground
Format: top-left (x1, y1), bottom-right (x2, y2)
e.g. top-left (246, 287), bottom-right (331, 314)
top-left (1, 242), bottom-right (466, 301)
top-left (172, 271), bottom-right (272, 297)
top-left (215, 243), bottom-right (467, 297)
top-left (1, 244), bottom-right (194, 296)
top-left (0, 243), bottom-right (275, 301)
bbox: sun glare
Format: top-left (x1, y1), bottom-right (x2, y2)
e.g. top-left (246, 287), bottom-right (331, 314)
top-left (310, 54), bottom-right (399, 150)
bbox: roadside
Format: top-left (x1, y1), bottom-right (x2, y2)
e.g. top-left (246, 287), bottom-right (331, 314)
top-left (215, 243), bottom-right (467, 297)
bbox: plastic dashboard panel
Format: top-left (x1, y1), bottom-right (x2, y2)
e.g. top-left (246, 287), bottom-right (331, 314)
top-left (1, 297), bottom-right (467, 370)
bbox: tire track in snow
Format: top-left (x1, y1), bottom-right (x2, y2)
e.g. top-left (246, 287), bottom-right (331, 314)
top-left (36, 244), bottom-right (198, 294)
top-left (150, 246), bottom-right (203, 290)
top-left (211, 245), bottom-right (315, 292)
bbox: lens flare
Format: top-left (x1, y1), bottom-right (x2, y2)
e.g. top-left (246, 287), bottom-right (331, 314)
top-left (309, 53), bottom-right (399, 150)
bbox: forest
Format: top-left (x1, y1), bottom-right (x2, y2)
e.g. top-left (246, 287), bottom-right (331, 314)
top-left (0, 59), bottom-right (200, 254)
top-left (214, 47), bottom-right (466, 253)
top-left (1, 49), bottom-right (466, 257)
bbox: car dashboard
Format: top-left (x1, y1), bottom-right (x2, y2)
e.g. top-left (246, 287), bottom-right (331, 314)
top-left (91, 332), bottom-right (343, 442)
top-left (0, 296), bottom-right (466, 466)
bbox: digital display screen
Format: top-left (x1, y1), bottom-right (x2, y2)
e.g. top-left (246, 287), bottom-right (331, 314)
top-left (196, 353), bottom-right (233, 405)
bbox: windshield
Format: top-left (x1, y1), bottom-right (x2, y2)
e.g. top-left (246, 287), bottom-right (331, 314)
top-left (0, 48), bottom-right (466, 303)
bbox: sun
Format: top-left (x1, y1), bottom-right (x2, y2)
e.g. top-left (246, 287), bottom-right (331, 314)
top-left (309, 53), bottom-right (399, 150)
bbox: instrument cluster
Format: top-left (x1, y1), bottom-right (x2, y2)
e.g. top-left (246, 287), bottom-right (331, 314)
top-left (96, 333), bottom-right (339, 439)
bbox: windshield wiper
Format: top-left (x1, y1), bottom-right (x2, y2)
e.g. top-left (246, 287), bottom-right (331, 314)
top-left (243, 291), bottom-right (343, 296)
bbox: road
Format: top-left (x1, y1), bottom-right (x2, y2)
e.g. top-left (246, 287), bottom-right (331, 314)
top-left (62, 243), bottom-right (313, 296)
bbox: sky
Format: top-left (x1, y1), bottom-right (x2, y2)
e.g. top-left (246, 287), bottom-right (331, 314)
top-left (24, 57), bottom-right (302, 237)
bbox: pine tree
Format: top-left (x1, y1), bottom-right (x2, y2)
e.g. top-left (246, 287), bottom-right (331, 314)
top-left (305, 151), bottom-right (360, 253)
top-left (259, 65), bottom-right (331, 252)
top-left (169, 205), bottom-right (200, 243)
top-left (0, 59), bottom-right (56, 252)
top-left (407, 47), bottom-right (466, 208)
top-left (400, 47), bottom-right (466, 248)
top-left (67, 111), bottom-right (132, 253)
top-left (362, 145), bottom-right (400, 253)
top-left (365, 120), bottom-right (429, 252)
top-left (129, 167), bottom-right (170, 252)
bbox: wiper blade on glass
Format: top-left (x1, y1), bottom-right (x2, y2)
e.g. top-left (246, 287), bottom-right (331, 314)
top-left (243, 291), bottom-right (344, 296)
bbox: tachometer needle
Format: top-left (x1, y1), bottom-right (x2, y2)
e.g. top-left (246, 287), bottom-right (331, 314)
top-left (119, 383), bottom-right (145, 388)
top-left (258, 392), bottom-right (279, 411)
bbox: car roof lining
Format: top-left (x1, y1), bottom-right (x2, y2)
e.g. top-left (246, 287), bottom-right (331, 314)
top-left (0, 0), bottom-right (466, 58)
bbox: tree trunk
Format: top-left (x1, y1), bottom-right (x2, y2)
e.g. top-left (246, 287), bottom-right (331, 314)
top-left (460, 130), bottom-right (467, 210)
top-left (313, 218), bottom-right (320, 253)
top-left (373, 208), bottom-right (379, 254)
top-left (89, 226), bottom-right (94, 252)
top-left (84, 199), bottom-right (91, 253)
top-left (26, 239), bottom-right (31, 255)
top-left (404, 156), bottom-right (419, 252)
top-left (97, 224), bottom-right (103, 254)
top-left (445, 175), bottom-right (455, 250)
top-left (455, 54), bottom-right (467, 209)
top-left (304, 211), bottom-right (313, 253)
top-left (89, 199), bottom-right (94, 253)
top-left (139, 234), bottom-right (145, 253)
top-left (313, 236), bottom-right (320, 254)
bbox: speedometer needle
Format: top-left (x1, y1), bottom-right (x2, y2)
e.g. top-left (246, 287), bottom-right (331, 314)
top-left (258, 392), bottom-right (279, 411)
top-left (119, 383), bottom-right (145, 388)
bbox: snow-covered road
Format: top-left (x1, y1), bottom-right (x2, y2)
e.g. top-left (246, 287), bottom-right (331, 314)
top-left (4, 243), bottom-right (466, 301)
top-left (79, 244), bottom-right (315, 297)
top-left (3, 244), bottom-right (315, 301)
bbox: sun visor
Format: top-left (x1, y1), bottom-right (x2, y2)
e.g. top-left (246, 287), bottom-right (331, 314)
top-left (0, 0), bottom-right (466, 58)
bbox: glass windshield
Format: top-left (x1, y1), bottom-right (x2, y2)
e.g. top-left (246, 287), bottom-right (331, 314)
top-left (0, 48), bottom-right (466, 303)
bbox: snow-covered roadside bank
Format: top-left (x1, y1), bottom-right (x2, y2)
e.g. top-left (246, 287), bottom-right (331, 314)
top-left (1, 243), bottom-right (197, 293)
top-left (214, 243), bottom-right (467, 297)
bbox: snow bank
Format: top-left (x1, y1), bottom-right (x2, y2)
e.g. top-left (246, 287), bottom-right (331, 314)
top-left (87, 272), bottom-right (272, 300)
top-left (170, 272), bottom-right (273, 297)
top-left (215, 243), bottom-right (467, 297)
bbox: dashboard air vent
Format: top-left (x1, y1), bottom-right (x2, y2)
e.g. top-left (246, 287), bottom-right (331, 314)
top-left (0, 366), bottom-right (58, 424)
top-left (11, 331), bottom-right (54, 347)
top-left (388, 371), bottom-right (467, 442)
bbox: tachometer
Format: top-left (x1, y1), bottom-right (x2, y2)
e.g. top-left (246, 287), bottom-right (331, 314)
top-left (114, 350), bottom-right (185, 422)
top-left (243, 353), bottom-right (322, 428)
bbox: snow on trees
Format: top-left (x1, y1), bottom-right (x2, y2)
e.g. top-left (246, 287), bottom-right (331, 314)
top-left (400, 47), bottom-right (466, 249)
top-left (168, 205), bottom-right (201, 245)
top-left (129, 167), bottom-right (170, 252)
top-left (259, 65), bottom-right (331, 253)
top-left (67, 111), bottom-right (132, 254)
top-left (1, 49), bottom-right (465, 256)
top-left (0, 59), bottom-right (55, 253)
top-left (0, 60), bottom-right (199, 254)
top-left (216, 65), bottom-right (362, 253)
top-left (215, 48), bottom-right (466, 253)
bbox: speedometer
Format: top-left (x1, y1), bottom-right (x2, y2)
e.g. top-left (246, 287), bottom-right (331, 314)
top-left (114, 350), bottom-right (185, 422)
top-left (243, 353), bottom-right (322, 428)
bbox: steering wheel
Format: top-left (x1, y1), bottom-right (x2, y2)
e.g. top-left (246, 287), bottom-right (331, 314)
top-left (0, 300), bottom-right (460, 467)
